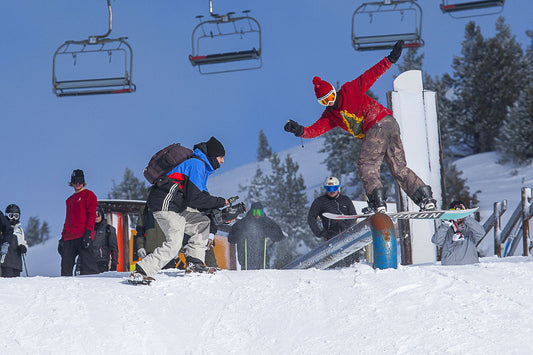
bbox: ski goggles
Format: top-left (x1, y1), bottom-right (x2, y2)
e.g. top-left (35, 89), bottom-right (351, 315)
top-left (324, 185), bottom-right (339, 192)
top-left (317, 89), bottom-right (336, 106)
top-left (252, 209), bottom-right (263, 217)
top-left (7, 213), bottom-right (19, 219)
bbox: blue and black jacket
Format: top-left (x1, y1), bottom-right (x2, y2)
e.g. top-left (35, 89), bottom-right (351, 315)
top-left (147, 146), bottom-right (226, 213)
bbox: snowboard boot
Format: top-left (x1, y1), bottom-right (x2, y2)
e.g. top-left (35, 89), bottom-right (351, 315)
top-left (185, 256), bottom-right (217, 274)
top-left (128, 264), bottom-right (155, 285)
top-left (413, 185), bottom-right (437, 211)
top-left (363, 187), bottom-right (387, 214)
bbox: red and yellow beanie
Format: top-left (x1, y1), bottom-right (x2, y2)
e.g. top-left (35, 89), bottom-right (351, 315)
top-left (313, 76), bottom-right (334, 99)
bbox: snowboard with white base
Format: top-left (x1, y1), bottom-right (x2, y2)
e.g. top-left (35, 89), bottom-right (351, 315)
top-left (322, 207), bottom-right (478, 221)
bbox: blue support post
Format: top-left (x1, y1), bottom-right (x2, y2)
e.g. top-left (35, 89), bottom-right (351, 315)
top-left (370, 213), bottom-right (397, 269)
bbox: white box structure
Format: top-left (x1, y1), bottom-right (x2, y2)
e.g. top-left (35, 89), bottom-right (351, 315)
top-left (390, 70), bottom-right (442, 264)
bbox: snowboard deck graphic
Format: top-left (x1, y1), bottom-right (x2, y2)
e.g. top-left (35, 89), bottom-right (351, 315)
top-left (323, 207), bottom-right (478, 221)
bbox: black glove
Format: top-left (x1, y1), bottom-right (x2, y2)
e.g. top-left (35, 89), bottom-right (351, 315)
top-left (17, 245), bottom-right (27, 254)
top-left (81, 229), bottom-right (91, 249)
top-left (284, 119), bottom-right (304, 137)
top-left (387, 40), bottom-right (404, 63)
top-left (57, 238), bottom-right (64, 255)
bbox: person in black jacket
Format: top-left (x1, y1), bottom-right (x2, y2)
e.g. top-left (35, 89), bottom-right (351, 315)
top-left (93, 206), bottom-right (119, 273)
top-left (308, 177), bottom-right (358, 241)
top-left (130, 137), bottom-right (229, 282)
top-left (228, 202), bottom-right (284, 270)
top-left (1, 204), bottom-right (28, 277)
top-left (0, 211), bottom-right (15, 277)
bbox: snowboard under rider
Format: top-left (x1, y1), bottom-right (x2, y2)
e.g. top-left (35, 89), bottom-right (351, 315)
top-left (284, 40), bottom-right (437, 213)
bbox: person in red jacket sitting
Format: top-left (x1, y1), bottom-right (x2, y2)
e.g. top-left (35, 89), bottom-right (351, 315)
top-left (284, 40), bottom-right (437, 214)
top-left (59, 169), bottom-right (98, 276)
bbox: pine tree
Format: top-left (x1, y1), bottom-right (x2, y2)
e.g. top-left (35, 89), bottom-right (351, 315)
top-left (495, 29), bottom-right (533, 164)
top-left (257, 129), bottom-right (273, 161)
top-left (239, 166), bottom-right (269, 206)
top-left (451, 18), bottom-right (525, 154)
top-left (396, 47), bottom-right (424, 74)
top-left (39, 221), bottom-right (51, 244)
top-left (108, 167), bottom-right (149, 200)
top-left (263, 153), bottom-right (317, 268)
top-left (25, 216), bottom-right (41, 247)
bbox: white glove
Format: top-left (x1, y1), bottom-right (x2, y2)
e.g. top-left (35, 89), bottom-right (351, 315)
top-left (137, 248), bottom-right (147, 259)
top-left (441, 220), bottom-right (453, 228)
top-left (452, 231), bottom-right (465, 242)
top-left (206, 233), bottom-right (215, 250)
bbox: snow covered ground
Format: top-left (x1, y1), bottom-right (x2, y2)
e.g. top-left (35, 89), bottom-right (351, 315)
top-left (5, 149), bottom-right (533, 354)
top-left (3, 258), bottom-right (533, 354)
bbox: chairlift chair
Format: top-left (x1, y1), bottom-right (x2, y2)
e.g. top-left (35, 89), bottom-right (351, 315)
top-left (189, 0), bottom-right (262, 75)
top-left (352, 0), bottom-right (424, 52)
top-left (52, 0), bottom-right (136, 97)
top-left (440, 0), bottom-right (505, 18)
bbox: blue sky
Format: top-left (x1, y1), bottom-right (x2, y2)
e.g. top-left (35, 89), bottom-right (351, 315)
top-left (1, 0), bottom-right (532, 236)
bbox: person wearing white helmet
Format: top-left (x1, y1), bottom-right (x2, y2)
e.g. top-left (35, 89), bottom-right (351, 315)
top-left (308, 177), bottom-right (357, 241)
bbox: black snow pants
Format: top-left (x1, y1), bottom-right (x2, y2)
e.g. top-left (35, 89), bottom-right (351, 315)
top-left (60, 238), bottom-right (99, 276)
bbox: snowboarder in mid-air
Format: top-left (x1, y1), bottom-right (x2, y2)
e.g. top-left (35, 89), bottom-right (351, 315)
top-left (284, 40), bottom-right (437, 214)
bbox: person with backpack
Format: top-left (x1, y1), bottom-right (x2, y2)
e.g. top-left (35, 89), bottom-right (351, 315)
top-left (130, 137), bottom-right (229, 283)
top-left (93, 205), bottom-right (119, 273)
top-left (1, 204), bottom-right (28, 277)
top-left (283, 40), bottom-right (437, 214)
top-left (59, 169), bottom-right (99, 276)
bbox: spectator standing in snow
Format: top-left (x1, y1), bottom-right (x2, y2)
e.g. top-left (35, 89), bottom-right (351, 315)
top-left (308, 177), bottom-right (357, 241)
top-left (308, 177), bottom-right (362, 266)
top-left (228, 202), bottom-right (284, 270)
top-left (431, 200), bottom-right (484, 265)
top-left (59, 169), bottom-right (99, 276)
top-left (93, 205), bottom-right (119, 273)
top-left (0, 210), bottom-right (15, 277)
top-left (130, 137), bottom-right (229, 282)
top-left (283, 40), bottom-right (437, 214)
top-left (1, 204), bottom-right (28, 277)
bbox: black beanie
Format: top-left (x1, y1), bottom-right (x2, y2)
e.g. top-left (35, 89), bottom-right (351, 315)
top-left (71, 169), bottom-right (85, 184)
top-left (205, 136), bottom-right (225, 157)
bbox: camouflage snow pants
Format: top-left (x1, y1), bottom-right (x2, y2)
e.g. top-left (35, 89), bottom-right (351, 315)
top-left (357, 115), bottom-right (426, 200)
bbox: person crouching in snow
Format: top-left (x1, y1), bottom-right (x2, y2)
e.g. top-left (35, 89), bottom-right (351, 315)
top-left (431, 200), bottom-right (484, 265)
top-left (283, 40), bottom-right (437, 214)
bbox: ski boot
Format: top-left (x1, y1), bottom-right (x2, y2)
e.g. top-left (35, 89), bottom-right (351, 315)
top-left (127, 264), bottom-right (155, 285)
top-left (185, 256), bottom-right (218, 274)
top-left (363, 187), bottom-right (387, 214)
top-left (413, 185), bottom-right (437, 211)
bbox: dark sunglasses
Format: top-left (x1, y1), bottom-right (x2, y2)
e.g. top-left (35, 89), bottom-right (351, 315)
top-left (7, 213), bottom-right (20, 219)
top-left (324, 185), bottom-right (339, 192)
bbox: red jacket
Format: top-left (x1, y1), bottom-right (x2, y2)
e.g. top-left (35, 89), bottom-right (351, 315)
top-left (61, 189), bottom-right (97, 241)
top-left (302, 57), bottom-right (393, 140)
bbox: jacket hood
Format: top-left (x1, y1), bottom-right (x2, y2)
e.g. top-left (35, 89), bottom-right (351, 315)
top-left (192, 148), bottom-right (215, 174)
